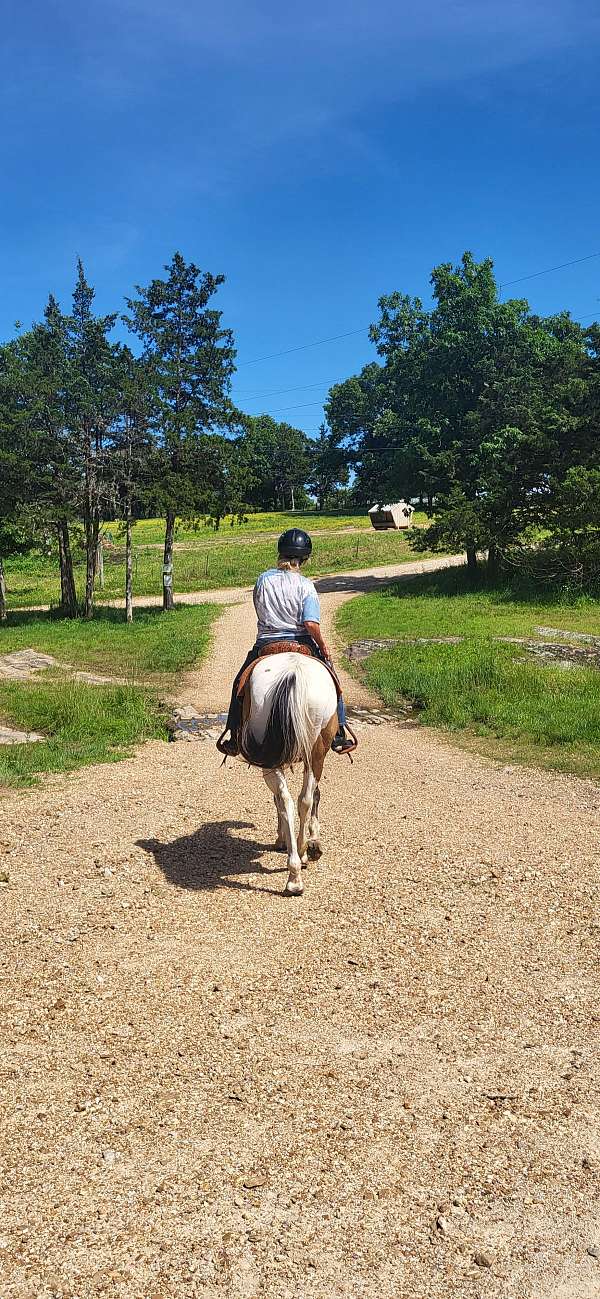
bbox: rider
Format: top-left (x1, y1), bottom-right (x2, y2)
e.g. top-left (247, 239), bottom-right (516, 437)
top-left (218, 527), bottom-right (355, 757)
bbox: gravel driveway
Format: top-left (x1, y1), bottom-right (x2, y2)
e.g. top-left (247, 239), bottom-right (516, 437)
top-left (2, 558), bottom-right (600, 1299)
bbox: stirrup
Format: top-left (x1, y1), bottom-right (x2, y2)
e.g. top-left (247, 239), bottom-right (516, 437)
top-left (216, 729), bottom-right (240, 758)
top-left (332, 724), bottom-right (358, 757)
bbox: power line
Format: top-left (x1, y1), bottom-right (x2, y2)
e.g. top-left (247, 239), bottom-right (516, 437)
top-left (237, 326), bottom-right (369, 367)
top-left (235, 379), bottom-right (332, 400)
top-left (236, 252), bottom-right (600, 369)
top-left (500, 252), bottom-right (600, 289)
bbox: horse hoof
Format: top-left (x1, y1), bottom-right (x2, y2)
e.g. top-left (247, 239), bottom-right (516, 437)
top-left (307, 841), bottom-right (323, 861)
top-left (285, 879), bottom-right (303, 896)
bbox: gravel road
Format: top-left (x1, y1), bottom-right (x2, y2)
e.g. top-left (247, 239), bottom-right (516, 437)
top-left (2, 557), bottom-right (600, 1299)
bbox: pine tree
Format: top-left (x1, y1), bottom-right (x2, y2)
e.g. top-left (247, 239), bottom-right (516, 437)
top-left (125, 252), bottom-right (236, 610)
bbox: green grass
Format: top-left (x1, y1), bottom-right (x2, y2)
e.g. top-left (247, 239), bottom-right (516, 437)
top-left (0, 604), bottom-right (220, 788)
top-left (5, 525), bottom-right (433, 611)
top-left (0, 679), bottom-right (164, 788)
top-left (338, 566), bottom-right (600, 779)
top-left (0, 604), bottom-right (219, 678)
top-left (337, 564), bottom-right (600, 641)
top-left (114, 510), bottom-right (378, 545)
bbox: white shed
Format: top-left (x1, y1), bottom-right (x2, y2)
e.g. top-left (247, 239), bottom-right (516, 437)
top-left (368, 501), bottom-right (415, 530)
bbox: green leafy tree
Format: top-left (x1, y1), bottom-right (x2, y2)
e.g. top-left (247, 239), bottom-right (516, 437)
top-left (110, 346), bottom-right (155, 621)
top-left (307, 424), bottom-right (350, 510)
top-left (67, 261), bottom-right (119, 617)
top-left (238, 415), bottom-right (311, 510)
top-left (125, 252), bottom-right (236, 609)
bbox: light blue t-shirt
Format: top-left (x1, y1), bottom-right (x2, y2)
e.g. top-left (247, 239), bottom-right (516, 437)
top-left (253, 568), bottom-right (320, 642)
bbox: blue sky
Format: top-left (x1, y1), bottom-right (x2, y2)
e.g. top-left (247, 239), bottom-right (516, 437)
top-left (2, 0), bottom-right (599, 434)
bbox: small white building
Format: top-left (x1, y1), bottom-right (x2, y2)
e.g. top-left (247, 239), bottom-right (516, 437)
top-left (368, 501), bottom-right (415, 531)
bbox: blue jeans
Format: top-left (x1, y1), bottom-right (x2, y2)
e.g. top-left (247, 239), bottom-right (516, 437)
top-left (225, 636), bottom-right (346, 735)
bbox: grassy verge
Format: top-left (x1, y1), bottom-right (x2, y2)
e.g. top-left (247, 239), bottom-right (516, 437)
top-left (0, 604), bottom-right (219, 679)
top-left (5, 527), bottom-right (433, 610)
top-left (0, 604), bottom-right (220, 789)
top-left (338, 566), bottom-right (600, 779)
top-left (0, 680), bottom-right (164, 789)
top-left (336, 564), bottom-right (600, 641)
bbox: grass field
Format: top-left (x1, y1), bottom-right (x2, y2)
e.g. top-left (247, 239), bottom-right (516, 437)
top-left (338, 566), bottom-right (600, 778)
top-left (115, 510), bottom-right (378, 545)
top-left (4, 515), bottom-right (430, 611)
top-left (0, 604), bottom-right (219, 788)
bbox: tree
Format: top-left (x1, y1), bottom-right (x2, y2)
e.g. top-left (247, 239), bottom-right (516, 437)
top-left (110, 346), bottom-right (155, 622)
top-left (68, 261), bottom-right (119, 619)
top-left (9, 297), bottom-right (81, 615)
top-left (307, 424), bottom-right (350, 510)
top-left (125, 252), bottom-right (236, 610)
top-left (238, 415), bottom-right (311, 510)
top-left (334, 252), bottom-right (589, 572)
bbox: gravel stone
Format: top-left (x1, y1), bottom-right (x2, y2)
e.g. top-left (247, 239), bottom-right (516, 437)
top-left (2, 561), bottom-right (600, 1298)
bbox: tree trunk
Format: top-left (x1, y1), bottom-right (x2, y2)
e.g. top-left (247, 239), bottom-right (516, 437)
top-left (57, 520), bottom-right (78, 617)
top-left (162, 509), bottom-right (175, 611)
top-left (466, 545), bottom-right (478, 574)
top-left (83, 512), bottom-right (100, 620)
top-left (0, 557), bottom-right (7, 622)
top-left (95, 536), bottom-right (104, 589)
top-left (125, 515), bottom-right (133, 624)
top-left (487, 543), bottom-right (500, 582)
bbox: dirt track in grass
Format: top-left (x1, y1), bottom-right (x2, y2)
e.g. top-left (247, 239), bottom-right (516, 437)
top-left (2, 554), bottom-right (600, 1299)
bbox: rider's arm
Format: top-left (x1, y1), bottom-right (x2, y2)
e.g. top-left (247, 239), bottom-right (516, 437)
top-left (303, 619), bottom-right (331, 662)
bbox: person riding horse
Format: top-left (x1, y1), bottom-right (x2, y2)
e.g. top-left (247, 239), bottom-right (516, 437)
top-left (218, 528), bottom-right (354, 757)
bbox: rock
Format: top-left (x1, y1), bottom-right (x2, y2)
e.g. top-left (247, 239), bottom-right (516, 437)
top-left (0, 868), bottom-right (9, 884)
top-left (243, 1174), bottom-right (267, 1189)
top-left (102, 1148), bottom-right (118, 1166)
top-left (473, 1250), bottom-right (493, 1268)
top-left (0, 725), bottom-right (45, 745)
top-left (587, 1246), bottom-right (600, 1260)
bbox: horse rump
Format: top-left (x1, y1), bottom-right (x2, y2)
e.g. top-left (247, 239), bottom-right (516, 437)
top-left (241, 667), bottom-right (312, 769)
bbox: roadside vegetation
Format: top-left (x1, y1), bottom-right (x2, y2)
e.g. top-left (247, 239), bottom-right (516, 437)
top-left (0, 604), bottom-right (218, 788)
top-left (338, 566), bottom-right (600, 778)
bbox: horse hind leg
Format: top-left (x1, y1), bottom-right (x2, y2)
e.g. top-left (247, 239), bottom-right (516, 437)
top-left (307, 783), bottom-right (323, 861)
top-left (263, 768), bottom-right (303, 895)
top-left (297, 765), bottom-right (316, 865)
top-left (273, 793), bottom-right (287, 851)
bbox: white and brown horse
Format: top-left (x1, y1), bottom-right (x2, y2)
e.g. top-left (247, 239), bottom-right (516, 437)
top-left (239, 651), bottom-right (339, 895)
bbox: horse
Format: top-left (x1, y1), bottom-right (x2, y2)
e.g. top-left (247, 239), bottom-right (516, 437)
top-left (239, 651), bottom-right (339, 895)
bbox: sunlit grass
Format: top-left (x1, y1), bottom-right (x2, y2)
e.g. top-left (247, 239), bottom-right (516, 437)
top-left (0, 679), bottom-right (165, 788)
top-left (338, 565), bottom-right (600, 779)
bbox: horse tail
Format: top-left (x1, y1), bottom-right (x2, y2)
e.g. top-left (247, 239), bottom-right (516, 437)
top-left (241, 665), bottom-right (314, 770)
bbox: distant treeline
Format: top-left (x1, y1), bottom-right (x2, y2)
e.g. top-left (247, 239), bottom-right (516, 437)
top-left (1, 249), bottom-right (599, 620)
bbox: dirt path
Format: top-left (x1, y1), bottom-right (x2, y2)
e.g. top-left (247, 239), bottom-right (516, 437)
top-left (2, 560), bottom-right (600, 1299)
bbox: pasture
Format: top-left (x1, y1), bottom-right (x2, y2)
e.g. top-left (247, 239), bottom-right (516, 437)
top-left (3, 510), bottom-right (428, 610)
top-left (338, 565), bottom-right (600, 778)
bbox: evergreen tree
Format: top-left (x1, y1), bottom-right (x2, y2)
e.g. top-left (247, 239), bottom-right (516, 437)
top-left (125, 252), bottom-right (236, 609)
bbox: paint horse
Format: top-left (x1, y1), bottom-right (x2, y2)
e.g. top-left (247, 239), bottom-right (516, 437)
top-left (238, 648), bottom-right (340, 895)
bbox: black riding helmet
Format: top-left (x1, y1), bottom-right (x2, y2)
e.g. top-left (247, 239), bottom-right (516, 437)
top-left (278, 527), bottom-right (312, 561)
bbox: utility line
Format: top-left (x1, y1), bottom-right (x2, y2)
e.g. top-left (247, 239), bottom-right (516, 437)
top-left (237, 327), bottom-right (369, 367)
top-left (236, 253), bottom-right (600, 368)
top-left (499, 252), bottom-right (600, 289)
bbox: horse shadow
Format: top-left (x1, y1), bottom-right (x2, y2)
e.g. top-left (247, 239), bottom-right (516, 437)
top-left (137, 820), bottom-right (287, 896)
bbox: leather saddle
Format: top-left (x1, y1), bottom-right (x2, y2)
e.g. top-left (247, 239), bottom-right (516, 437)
top-left (236, 640), bottom-right (342, 701)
